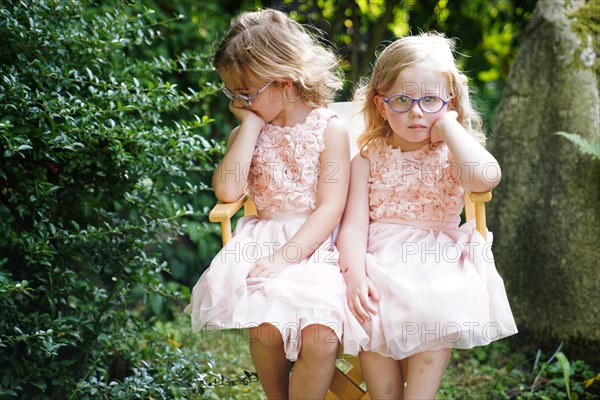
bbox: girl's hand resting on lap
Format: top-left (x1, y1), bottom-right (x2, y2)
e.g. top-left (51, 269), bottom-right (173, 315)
top-left (345, 273), bottom-right (380, 324)
top-left (248, 254), bottom-right (293, 279)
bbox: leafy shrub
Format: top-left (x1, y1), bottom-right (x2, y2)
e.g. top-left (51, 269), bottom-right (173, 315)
top-left (0, 1), bottom-right (222, 397)
top-left (75, 317), bottom-right (260, 400)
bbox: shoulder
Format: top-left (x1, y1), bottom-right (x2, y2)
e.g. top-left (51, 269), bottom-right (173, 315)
top-left (320, 116), bottom-right (350, 160)
top-left (359, 137), bottom-right (386, 161)
top-left (351, 153), bottom-right (369, 168)
top-left (350, 153), bottom-right (370, 177)
top-left (304, 106), bottom-right (347, 143)
top-left (323, 115), bottom-right (349, 141)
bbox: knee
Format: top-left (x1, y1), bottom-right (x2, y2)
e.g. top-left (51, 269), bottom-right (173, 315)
top-left (249, 323), bottom-right (283, 347)
top-left (299, 324), bottom-right (339, 360)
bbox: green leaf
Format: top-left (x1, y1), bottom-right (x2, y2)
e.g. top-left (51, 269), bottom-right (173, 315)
top-left (555, 352), bottom-right (571, 400)
top-left (555, 131), bottom-right (600, 160)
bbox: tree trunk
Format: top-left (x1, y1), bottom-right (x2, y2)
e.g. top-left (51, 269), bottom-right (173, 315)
top-left (489, 0), bottom-right (599, 355)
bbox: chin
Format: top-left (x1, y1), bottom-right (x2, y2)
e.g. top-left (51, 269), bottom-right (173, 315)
top-left (409, 137), bottom-right (430, 144)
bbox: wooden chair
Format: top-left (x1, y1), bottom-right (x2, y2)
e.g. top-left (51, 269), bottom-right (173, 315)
top-left (208, 102), bottom-right (492, 399)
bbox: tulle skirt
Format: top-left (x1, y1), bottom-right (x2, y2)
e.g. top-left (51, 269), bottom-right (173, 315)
top-left (343, 219), bottom-right (517, 360)
top-left (184, 213), bottom-right (346, 361)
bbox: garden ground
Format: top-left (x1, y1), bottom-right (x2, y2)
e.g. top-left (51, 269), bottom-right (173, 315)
top-left (157, 314), bottom-right (599, 399)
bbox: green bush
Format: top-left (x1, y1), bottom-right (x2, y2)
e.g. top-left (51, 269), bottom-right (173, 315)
top-left (0, 1), bottom-right (221, 397)
top-left (74, 316), bottom-right (260, 399)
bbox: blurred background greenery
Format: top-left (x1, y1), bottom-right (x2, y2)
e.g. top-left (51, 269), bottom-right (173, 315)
top-left (1, 0), bottom-right (598, 399)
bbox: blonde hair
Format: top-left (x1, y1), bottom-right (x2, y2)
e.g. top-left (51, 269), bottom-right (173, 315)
top-left (213, 9), bottom-right (342, 106)
top-left (354, 32), bottom-right (485, 155)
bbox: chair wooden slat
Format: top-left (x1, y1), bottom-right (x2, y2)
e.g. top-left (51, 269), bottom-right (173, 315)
top-left (326, 367), bottom-right (366, 400)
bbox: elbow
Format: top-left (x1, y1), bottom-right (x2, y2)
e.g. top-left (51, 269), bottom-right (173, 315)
top-left (464, 170), bottom-right (501, 193)
top-left (215, 190), bottom-right (244, 204)
top-left (212, 171), bottom-right (245, 203)
top-left (465, 161), bottom-right (501, 192)
top-left (331, 203), bottom-right (347, 226)
top-left (482, 161), bottom-right (501, 190)
top-left (331, 204), bottom-right (345, 225)
top-left (315, 203), bottom-right (345, 229)
top-left (473, 180), bottom-right (499, 193)
top-left (213, 185), bottom-right (244, 204)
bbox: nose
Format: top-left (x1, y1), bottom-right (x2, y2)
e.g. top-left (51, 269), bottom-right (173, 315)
top-left (408, 100), bottom-right (423, 116)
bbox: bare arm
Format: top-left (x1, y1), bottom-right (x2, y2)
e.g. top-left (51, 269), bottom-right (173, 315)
top-left (278, 117), bottom-right (351, 260)
top-left (212, 103), bottom-right (265, 203)
top-left (248, 117), bottom-right (351, 277)
top-left (337, 154), bottom-right (379, 323)
top-left (431, 111), bottom-right (501, 192)
top-left (338, 155), bottom-right (370, 276)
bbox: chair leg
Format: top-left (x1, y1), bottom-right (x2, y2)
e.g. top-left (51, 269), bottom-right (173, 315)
top-left (345, 356), bottom-right (364, 384)
top-left (326, 366), bottom-right (366, 400)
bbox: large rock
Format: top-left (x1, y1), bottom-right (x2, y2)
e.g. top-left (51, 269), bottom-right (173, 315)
top-left (489, 0), bottom-right (599, 351)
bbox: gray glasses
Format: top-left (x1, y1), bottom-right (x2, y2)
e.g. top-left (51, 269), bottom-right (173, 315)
top-left (222, 80), bottom-right (274, 107)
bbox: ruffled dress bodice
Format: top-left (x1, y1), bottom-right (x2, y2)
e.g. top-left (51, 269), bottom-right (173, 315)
top-left (367, 138), bottom-right (464, 225)
top-left (248, 108), bottom-right (336, 212)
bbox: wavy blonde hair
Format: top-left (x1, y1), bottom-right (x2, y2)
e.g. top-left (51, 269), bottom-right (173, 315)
top-left (213, 9), bottom-right (342, 107)
top-left (355, 32), bottom-right (485, 155)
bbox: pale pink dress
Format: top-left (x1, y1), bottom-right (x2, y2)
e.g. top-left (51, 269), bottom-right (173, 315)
top-left (343, 138), bottom-right (517, 359)
top-left (185, 108), bottom-right (345, 361)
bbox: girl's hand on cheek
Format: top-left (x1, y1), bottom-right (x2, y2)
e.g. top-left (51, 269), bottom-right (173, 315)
top-left (229, 102), bottom-right (265, 130)
top-left (430, 110), bottom-right (459, 143)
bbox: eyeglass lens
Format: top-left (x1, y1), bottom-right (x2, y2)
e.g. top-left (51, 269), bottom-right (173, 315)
top-left (221, 81), bottom-right (272, 107)
top-left (388, 95), bottom-right (445, 113)
top-left (222, 88), bottom-right (251, 106)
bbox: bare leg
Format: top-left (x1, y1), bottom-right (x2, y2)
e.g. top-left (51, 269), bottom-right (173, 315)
top-left (359, 350), bottom-right (404, 400)
top-left (249, 324), bottom-right (292, 400)
top-left (403, 349), bottom-right (452, 399)
top-left (289, 324), bottom-right (339, 400)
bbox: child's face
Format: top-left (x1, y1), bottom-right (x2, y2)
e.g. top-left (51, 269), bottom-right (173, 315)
top-left (374, 65), bottom-right (454, 150)
top-left (218, 68), bottom-right (282, 122)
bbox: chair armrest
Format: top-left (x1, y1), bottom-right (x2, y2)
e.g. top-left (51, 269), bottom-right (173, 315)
top-left (208, 192), bottom-right (250, 223)
top-left (208, 192), bottom-right (255, 245)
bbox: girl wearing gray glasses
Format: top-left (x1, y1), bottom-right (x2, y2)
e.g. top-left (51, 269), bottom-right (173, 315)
top-left (185, 9), bottom-right (350, 400)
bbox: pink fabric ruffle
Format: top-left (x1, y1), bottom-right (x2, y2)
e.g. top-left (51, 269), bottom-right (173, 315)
top-left (248, 108), bottom-right (334, 212)
top-left (368, 139), bottom-right (464, 224)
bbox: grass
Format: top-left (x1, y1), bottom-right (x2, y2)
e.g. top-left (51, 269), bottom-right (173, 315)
top-left (164, 315), bottom-right (599, 399)
top-left (168, 315), bottom-right (266, 400)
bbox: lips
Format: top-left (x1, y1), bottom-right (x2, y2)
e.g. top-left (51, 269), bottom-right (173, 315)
top-left (408, 124), bottom-right (427, 129)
